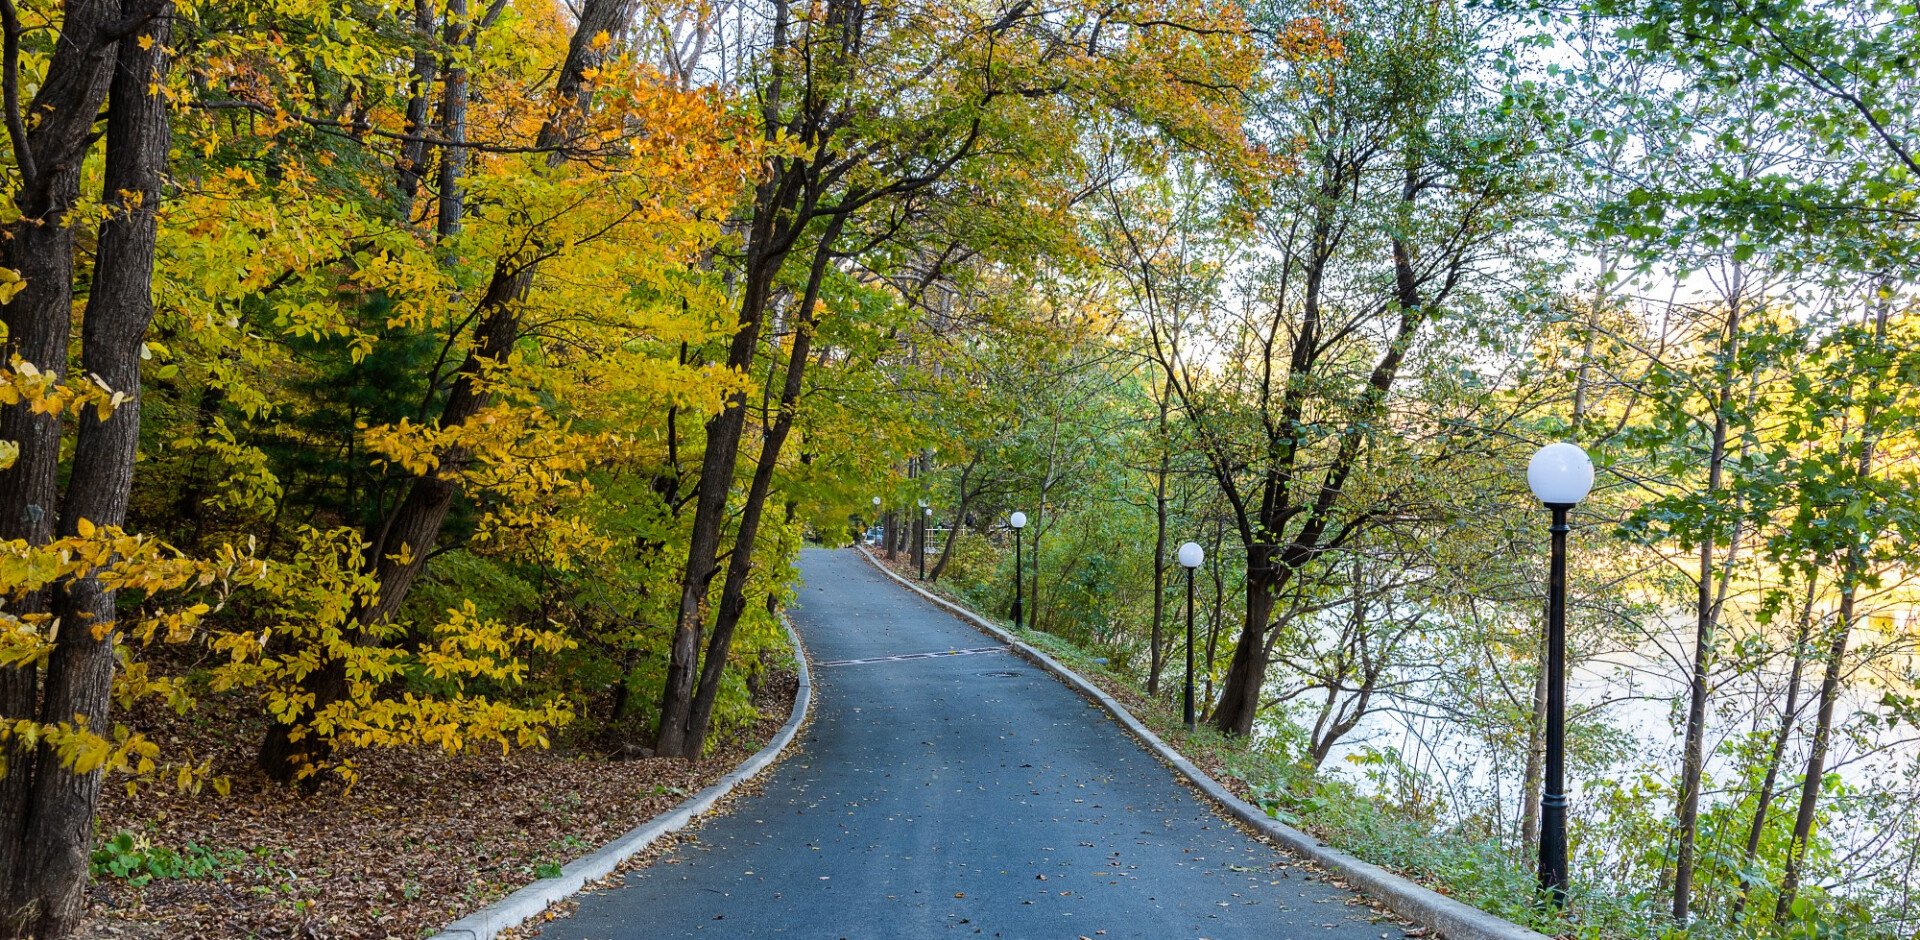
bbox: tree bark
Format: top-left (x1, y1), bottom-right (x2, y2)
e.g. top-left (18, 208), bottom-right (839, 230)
top-left (2, 6), bottom-right (171, 933)
top-left (1776, 298), bottom-right (1886, 921)
top-left (0, 0), bottom-right (126, 931)
top-left (1306, 689), bottom-right (1368, 772)
top-left (928, 458), bottom-right (977, 583)
top-left (1201, 517), bottom-right (1225, 718)
top-left (1028, 417), bottom-right (1060, 633)
top-left (1147, 395), bottom-right (1169, 697)
top-left (435, 0), bottom-right (470, 239)
top-left (1210, 281), bottom-right (1422, 735)
top-left (396, 0), bottom-right (438, 214)
top-left (676, 214), bottom-right (846, 755)
top-left (1207, 159), bottom-right (1431, 737)
top-left (1675, 285), bottom-right (1741, 924)
top-left (1212, 543), bottom-right (1277, 736)
top-left (1775, 586), bottom-right (1852, 922)
top-left (1518, 625), bottom-right (1548, 850)
top-left (654, 0), bottom-right (987, 757)
top-left (654, 179), bottom-right (797, 757)
top-left (1730, 577), bottom-right (1816, 923)
top-left (259, 259), bottom-right (517, 784)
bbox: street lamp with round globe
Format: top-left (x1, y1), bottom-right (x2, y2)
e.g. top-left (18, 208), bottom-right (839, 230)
top-left (1528, 442), bottom-right (1594, 507)
top-left (1177, 541), bottom-right (1204, 730)
top-left (1528, 441), bottom-right (1589, 908)
top-left (1008, 512), bottom-right (1028, 628)
top-left (916, 501), bottom-right (932, 580)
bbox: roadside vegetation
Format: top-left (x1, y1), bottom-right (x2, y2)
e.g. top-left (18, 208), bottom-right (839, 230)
top-left (1, 0), bottom-right (1914, 934)
top-left (912, 542), bottom-right (1914, 940)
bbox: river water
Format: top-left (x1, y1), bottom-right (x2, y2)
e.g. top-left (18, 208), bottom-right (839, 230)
top-left (1316, 615), bottom-right (1920, 888)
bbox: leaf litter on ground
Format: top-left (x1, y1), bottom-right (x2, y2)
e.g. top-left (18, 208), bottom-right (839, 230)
top-left (77, 669), bottom-right (798, 940)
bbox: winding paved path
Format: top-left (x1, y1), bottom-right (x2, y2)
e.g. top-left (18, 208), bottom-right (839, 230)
top-left (538, 548), bottom-right (1388, 940)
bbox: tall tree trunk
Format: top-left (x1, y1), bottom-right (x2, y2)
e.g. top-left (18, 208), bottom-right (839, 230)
top-left (1212, 544), bottom-right (1276, 736)
top-left (1518, 622), bottom-right (1549, 850)
top-left (676, 215), bottom-right (845, 756)
top-left (1027, 514), bottom-right (1044, 631)
top-left (1672, 496), bottom-right (1720, 923)
top-left (1147, 395), bottom-right (1169, 697)
top-left (0, 0), bottom-right (124, 930)
top-left (1208, 294), bottom-right (1417, 739)
top-left (1730, 577), bottom-right (1817, 923)
top-left (1776, 297), bottom-right (1886, 922)
top-left (1674, 279), bottom-right (1742, 924)
top-left (1775, 583), bottom-right (1852, 922)
top-left (435, 0), bottom-right (470, 239)
top-left (396, 0), bottom-right (438, 214)
top-left (258, 257), bottom-right (518, 784)
top-left (906, 454), bottom-right (921, 569)
top-left (1207, 178), bottom-right (1427, 738)
top-left (654, 177), bottom-right (798, 756)
top-left (1029, 418), bottom-right (1060, 632)
top-left (3, 7), bottom-right (170, 934)
top-left (655, 0), bottom-right (978, 757)
top-left (928, 459), bottom-right (976, 583)
top-left (256, 0), bottom-right (635, 783)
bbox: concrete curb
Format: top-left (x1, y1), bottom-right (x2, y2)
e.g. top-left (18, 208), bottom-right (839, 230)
top-left (428, 619), bottom-right (813, 940)
top-left (857, 547), bottom-right (1549, 940)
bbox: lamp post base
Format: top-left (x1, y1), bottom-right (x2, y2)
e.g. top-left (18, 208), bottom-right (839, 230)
top-left (1539, 789), bottom-right (1568, 906)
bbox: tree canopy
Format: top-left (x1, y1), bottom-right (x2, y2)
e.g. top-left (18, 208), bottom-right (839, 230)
top-left (1, 0), bottom-right (1918, 936)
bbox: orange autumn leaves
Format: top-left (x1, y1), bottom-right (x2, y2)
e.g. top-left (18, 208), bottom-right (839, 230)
top-left (2, 0), bottom-right (757, 792)
top-left (1279, 0), bottom-right (1346, 62)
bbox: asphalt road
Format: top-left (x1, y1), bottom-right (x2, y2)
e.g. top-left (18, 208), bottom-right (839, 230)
top-left (537, 547), bottom-right (1390, 940)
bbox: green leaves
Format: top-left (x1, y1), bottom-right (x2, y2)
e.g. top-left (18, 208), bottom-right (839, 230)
top-left (89, 833), bottom-right (243, 887)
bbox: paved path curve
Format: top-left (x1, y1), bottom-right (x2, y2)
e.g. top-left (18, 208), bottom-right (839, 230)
top-left (538, 548), bottom-right (1388, 940)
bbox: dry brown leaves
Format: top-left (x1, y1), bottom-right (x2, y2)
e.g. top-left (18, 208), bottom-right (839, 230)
top-left (77, 671), bottom-right (797, 940)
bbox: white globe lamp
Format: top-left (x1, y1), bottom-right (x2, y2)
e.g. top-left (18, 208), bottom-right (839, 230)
top-left (1528, 443), bottom-right (1593, 507)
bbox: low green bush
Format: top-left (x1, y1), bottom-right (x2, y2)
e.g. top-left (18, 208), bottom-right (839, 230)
top-left (91, 831), bottom-right (245, 886)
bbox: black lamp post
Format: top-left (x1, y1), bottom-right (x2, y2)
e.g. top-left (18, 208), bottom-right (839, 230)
top-left (1177, 541), bottom-right (1204, 731)
top-left (1528, 441), bottom-right (1593, 907)
top-left (871, 496), bottom-right (882, 546)
top-left (919, 502), bottom-right (931, 580)
top-left (1009, 511), bottom-right (1028, 628)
